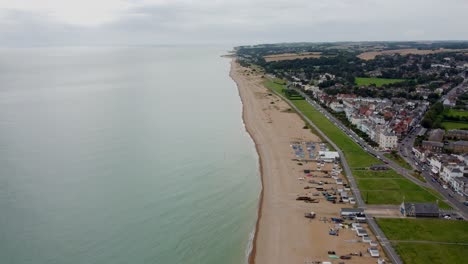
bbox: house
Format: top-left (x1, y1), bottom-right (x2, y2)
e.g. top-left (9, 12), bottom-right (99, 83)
top-left (428, 129), bottom-right (445, 142)
top-left (422, 141), bottom-right (444, 153)
top-left (449, 141), bottom-right (468, 153)
top-left (452, 177), bottom-right (468, 195)
top-left (446, 130), bottom-right (468, 140)
top-left (400, 202), bottom-right (439, 218)
top-left (443, 98), bottom-right (456, 107)
top-left (441, 165), bottom-right (464, 183)
top-left (379, 131), bottom-right (398, 149)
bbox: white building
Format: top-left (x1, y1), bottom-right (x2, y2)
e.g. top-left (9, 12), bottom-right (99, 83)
top-left (330, 102), bottom-right (344, 112)
top-left (441, 165), bottom-right (464, 183)
top-left (378, 131), bottom-right (398, 149)
top-left (318, 151), bottom-right (340, 162)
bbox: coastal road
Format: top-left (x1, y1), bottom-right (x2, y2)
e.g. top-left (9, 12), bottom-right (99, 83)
top-left (269, 87), bottom-right (404, 264)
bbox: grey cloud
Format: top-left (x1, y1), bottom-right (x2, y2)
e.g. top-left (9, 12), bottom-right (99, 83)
top-left (0, 0), bottom-right (467, 46)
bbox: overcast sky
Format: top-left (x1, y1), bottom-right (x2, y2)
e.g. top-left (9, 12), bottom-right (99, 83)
top-left (0, 0), bottom-right (467, 46)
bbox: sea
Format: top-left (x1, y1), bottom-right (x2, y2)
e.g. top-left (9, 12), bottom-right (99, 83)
top-left (0, 46), bottom-right (261, 264)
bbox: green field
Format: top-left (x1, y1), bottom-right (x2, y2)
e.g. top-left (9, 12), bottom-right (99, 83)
top-left (384, 153), bottom-right (412, 170)
top-left (264, 79), bottom-right (446, 206)
top-left (377, 218), bottom-right (468, 264)
top-left (446, 109), bottom-right (468, 118)
top-left (394, 243), bottom-right (468, 264)
top-left (356, 169), bottom-right (448, 206)
top-left (377, 218), bottom-right (468, 242)
top-left (442, 121), bottom-right (468, 130)
top-left (355, 77), bottom-right (405, 87)
top-left (353, 169), bottom-right (404, 179)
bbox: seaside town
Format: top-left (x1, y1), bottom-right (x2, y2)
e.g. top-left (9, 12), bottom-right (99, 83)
top-left (233, 41), bottom-right (468, 264)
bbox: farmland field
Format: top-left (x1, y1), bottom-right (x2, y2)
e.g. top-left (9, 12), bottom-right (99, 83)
top-left (263, 52), bottom-right (322, 62)
top-left (357, 48), bottom-right (468, 60)
top-left (355, 77), bottom-right (405, 87)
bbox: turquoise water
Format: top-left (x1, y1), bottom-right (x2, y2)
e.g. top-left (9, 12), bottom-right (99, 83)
top-left (0, 47), bottom-right (260, 264)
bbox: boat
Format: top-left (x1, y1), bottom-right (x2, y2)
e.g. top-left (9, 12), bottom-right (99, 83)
top-left (304, 212), bottom-right (316, 219)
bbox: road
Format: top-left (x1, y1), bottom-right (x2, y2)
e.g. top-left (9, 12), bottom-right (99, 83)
top-left (293, 87), bottom-right (468, 219)
top-left (270, 87), bottom-right (404, 264)
top-left (397, 77), bottom-right (468, 218)
top-left (293, 88), bottom-right (429, 187)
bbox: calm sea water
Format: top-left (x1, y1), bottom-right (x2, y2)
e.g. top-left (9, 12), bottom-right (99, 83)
top-left (0, 47), bottom-right (260, 264)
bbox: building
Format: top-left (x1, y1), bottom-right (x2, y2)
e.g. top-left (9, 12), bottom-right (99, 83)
top-left (441, 165), bottom-right (464, 183)
top-left (422, 141), bottom-right (444, 153)
top-left (446, 130), bottom-right (468, 140)
top-left (428, 129), bottom-right (445, 142)
top-left (452, 177), bottom-right (468, 195)
top-left (400, 202), bottom-right (439, 218)
top-left (340, 208), bottom-right (364, 217)
top-left (318, 151), bottom-right (340, 162)
top-left (378, 131), bottom-right (398, 149)
top-left (450, 141), bottom-right (468, 153)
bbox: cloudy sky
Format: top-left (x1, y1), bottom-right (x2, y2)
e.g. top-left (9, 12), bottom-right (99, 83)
top-left (0, 0), bottom-right (467, 46)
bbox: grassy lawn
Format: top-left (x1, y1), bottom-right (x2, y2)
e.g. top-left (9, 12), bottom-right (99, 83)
top-left (442, 121), bottom-right (468, 130)
top-left (377, 218), bottom-right (468, 264)
top-left (376, 218), bottom-right (468, 242)
top-left (353, 169), bottom-right (403, 179)
top-left (355, 77), bottom-right (405, 87)
top-left (394, 243), bottom-right (468, 264)
top-left (384, 153), bottom-right (412, 170)
top-left (264, 79), bottom-right (446, 206)
top-left (446, 109), bottom-right (468, 118)
top-left (356, 169), bottom-right (449, 206)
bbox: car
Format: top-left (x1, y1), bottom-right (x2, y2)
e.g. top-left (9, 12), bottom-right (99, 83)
top-left (448, 193), bottom-right (454, 198)
top-left (463, 201), bottom-right (468, 206)
top-left (443, 185), bottom-right (448, 189)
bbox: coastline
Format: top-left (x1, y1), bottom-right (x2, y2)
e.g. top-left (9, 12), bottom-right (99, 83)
top-left (230, 58), bottom-right (384, 264)
top-left (229, 61), bottom-right (264, 264)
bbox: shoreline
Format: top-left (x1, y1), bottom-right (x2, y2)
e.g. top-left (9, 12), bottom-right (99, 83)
top-left (230, 58), bottom-right (385, 264)
top-left (229, 60), bottom-right (263, 264)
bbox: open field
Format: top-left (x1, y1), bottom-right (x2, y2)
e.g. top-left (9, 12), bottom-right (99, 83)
top-left (357, 48), bottom-right (468, 60)
top-left (442, 121), bottom-right (468, 130)
top-left (353, 169), bottom-right (404, 179)
top-left (384, 153), bottom-right (412, 170)
top-left (376, 218), bottom-right (468, 242)
top-left (356, 169), bottom-right (448, 206)
top-left (377, 218), bottom-right (468, 264)
top-left (355, 77), bottom-right (405, 87)
top-left (394, 243), bottom-right (468, 264)
top-left (263, 52), bottom-right (322, 62)
top-left (446, 109), bottom-right (468, 118)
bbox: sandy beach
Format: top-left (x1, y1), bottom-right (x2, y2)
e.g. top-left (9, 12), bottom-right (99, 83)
top-left (230, 60), bottom-right (383, 264)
